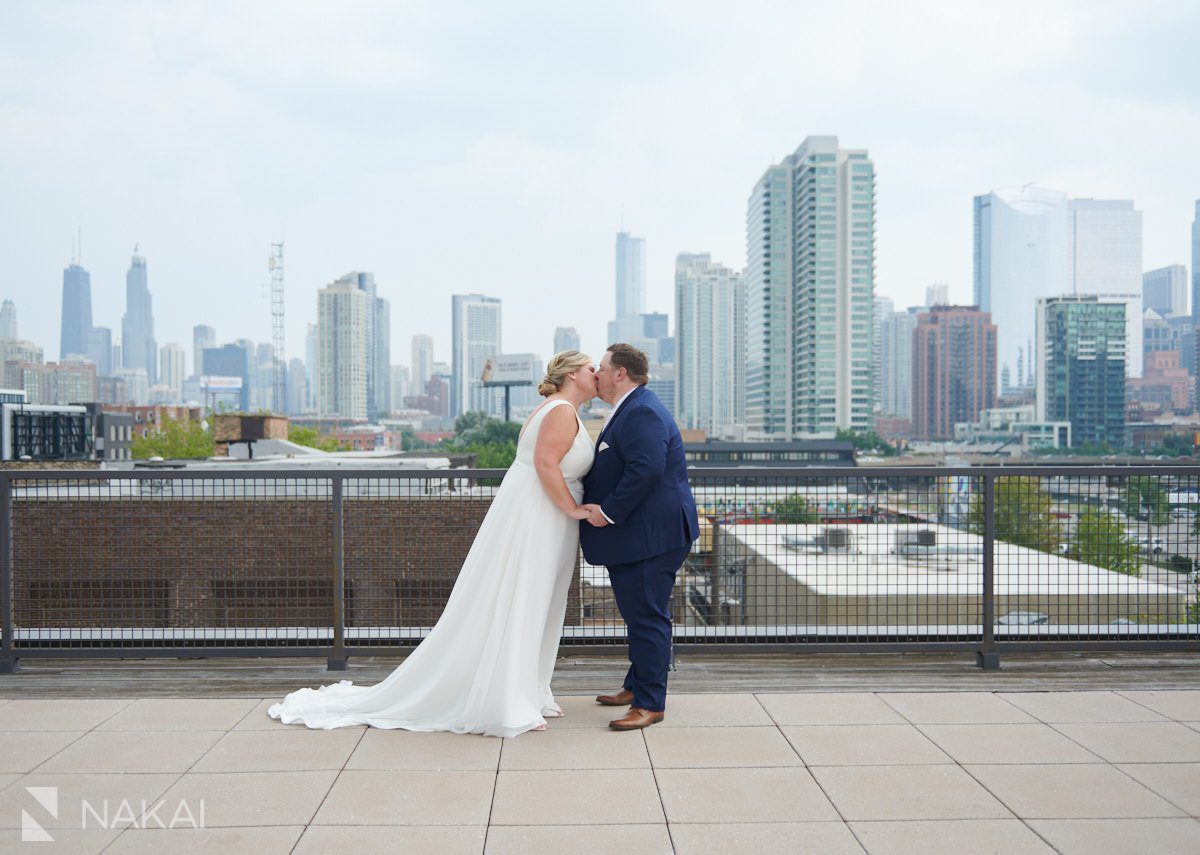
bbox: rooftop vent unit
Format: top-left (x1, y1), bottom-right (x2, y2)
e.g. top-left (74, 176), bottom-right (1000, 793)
top-left (819, 526), bottom-right (855, 553)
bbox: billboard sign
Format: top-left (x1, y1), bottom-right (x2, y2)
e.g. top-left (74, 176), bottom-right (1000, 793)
top-left (200, 375), bottom-right (243, 392)
top-left (481, 354), bottom-right (538, 385)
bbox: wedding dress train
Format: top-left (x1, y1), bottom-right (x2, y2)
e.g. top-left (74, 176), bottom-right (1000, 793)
top-left (268, 398), bottom-right (594, 737)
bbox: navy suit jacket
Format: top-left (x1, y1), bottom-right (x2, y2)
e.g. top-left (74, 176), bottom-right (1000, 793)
top-left (580, 386), bottom-right (699, 566)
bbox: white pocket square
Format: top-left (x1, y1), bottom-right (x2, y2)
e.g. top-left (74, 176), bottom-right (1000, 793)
top-left (598, 441), bottom-right (610, 451)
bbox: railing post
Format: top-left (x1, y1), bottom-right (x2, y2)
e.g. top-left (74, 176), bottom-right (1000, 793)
top-left (328, 474), bottom-right (348, 671)
top-left (0, 473), bottom-right (17, 673)
top-left (977, 472), bottom-right (1000, 670)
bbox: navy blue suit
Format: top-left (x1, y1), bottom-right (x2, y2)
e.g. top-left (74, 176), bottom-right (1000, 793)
top-left (580, 386), bottom-right (699, 712)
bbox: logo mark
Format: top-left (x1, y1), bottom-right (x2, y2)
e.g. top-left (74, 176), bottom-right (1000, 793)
top-left (22, 786), bottom-right (58, 842)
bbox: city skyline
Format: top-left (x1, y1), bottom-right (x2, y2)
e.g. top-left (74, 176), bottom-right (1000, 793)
top-left (3, 3), bottom-right (1198, 368)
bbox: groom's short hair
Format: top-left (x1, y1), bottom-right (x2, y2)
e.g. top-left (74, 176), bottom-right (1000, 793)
top-left (606, 343), bottom-right (649, 385)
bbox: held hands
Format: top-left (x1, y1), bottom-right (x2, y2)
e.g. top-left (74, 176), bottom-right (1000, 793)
top-left (569, 505), bottom-right (592, 521)
top-left (580, 503), bottom-right (610, 528)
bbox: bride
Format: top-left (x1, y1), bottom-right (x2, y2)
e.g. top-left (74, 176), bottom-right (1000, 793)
top-left (269, 350), bottom-right (597, 738)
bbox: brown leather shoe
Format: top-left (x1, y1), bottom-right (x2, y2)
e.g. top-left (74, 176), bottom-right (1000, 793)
top-left (595, 689), bottom-right (634, 707)
top-left (609, 707), bottom-right (665, 731)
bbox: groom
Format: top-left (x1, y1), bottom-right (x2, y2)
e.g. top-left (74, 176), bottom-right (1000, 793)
top-left (580, 343), bottom-right (699, 731)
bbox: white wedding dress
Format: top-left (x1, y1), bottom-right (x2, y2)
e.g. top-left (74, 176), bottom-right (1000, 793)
top-left (269, 398), bottom-right (594, 738)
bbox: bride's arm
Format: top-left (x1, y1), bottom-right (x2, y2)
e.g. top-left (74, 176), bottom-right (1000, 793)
top-left (533, 405), bottom-right (590, 520)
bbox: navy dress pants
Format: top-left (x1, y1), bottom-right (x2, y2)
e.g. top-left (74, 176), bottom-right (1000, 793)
top-left (607, 545), bottom-right (692, 713)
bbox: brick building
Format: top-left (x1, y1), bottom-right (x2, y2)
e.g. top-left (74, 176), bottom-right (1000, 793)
top-left (912, 306), bottom-right (997, 439)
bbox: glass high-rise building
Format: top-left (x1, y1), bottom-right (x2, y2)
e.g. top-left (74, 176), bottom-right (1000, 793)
top-left (121, 253), bottom-right (158, 385)
top-left (1068, 198), bottom-right (1143, 377)
top-left (0, 300), bottom-right (16, 341)
top-left (317, 279), bottom-right (371, 420)
top-left (412, 334), bottom-right (434, 387)
top-left (975, 189), bottom-right (1144, 387)
top-left (451, 294), bottom-right (502, 418)
top-left (974, 187), bottom-right (1070, 391)
top-left (202, 343), bottom-right (251, 411)
top-left (793, 136), bottom-right (875, 436)
top-left (60, 264), bottom-right (93, 360)
top-left (87, 326), bottom-right (112, 375)
top-left (1192, 200), bottom-right (1200, 326)
top-left (745, 162), bottom-right (793, 439)
top-left (872, 296), bottom-right (894, 413)
top-left (615, 232), bottom-right (646, 319)
top-left (332, 272), bottom-right (390, 417)
top-left (553, 327), bottom-right (580, 355)
top-left (1143, 265), bottom-right (1188, 318)
top-left (159, 343), bottom-right (186, 400)
top-left (878, 309), bottom-right (918, 419)
top-left (1036, 296), bottom-right (1126, 448)
top-left (746, 137), bottom-right (874, 438)
top-left (674, 253), bottom-right (744, 437)
top-left (192, 325), bottom-right (216, 379)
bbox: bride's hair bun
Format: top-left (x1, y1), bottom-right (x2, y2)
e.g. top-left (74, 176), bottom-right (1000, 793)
top-left (539, 350), bottom-right (591, 396)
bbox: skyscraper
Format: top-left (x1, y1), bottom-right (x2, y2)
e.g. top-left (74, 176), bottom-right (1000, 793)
top-left (608, 232), bottom-right (648, 344)
top-left (332, 272), bottom-right (390, 417)
top-left (674, 253), bottom-right (745, 437)
top-left (159, 343), bottom-right (186, 399)
top-left (304, 323), bottom-right (318, 411)
top-left (872, 296), bottom-right (894, 412)
top-left (60, 264), bottom-right (93, 360)
top-left (976, 189), bottom-right (1145, 386)
top-left (974, 186), bottom-right (1070, 391)
top-left (746, 139), bottom-right (876, 438)
top-left (925, 283), bottom-right (950, 307)
top-left (286, 358), bottom-right (308, 416)
top-left (412, 334), bottom-right (434, 387)
top-left (745, 161), bottom-right (794, 439)
top-left (202, 344), bottom-right (251, 411)
top-left (791, 136), bottom-right (876, 437)
top-left (121, 253), bottom-right (157, 384)
top-left (87, 326), bottom-right (112, 375)
top-left (317, 278), bottom-right (371, 419)
top-left (1036, 296), bottom-right (1126, 448)
top-left (878, 309), bottom-right (918, 419)
top-left (1192, 200), bottom-right (1200, 328)
top-left (1143, 265), bottom-right (1188, 318)
top-left (615, 231), bottom-right (646, 317)
top-left (912, 306), bottom-right (997, 439)
top-left (553, 327), bottom-right (580, 354)
top-left (192, 325), bottom-right (216, 378)
top-left (1068, 198), bottom-right (1143, 377)
top-left (451, 294), bottom-right (502, 418)
top-left (0, 300), bottom-right (16, 341)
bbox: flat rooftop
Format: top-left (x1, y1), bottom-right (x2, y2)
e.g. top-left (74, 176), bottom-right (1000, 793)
top-left (0, 653), bottom-right (1197, 852)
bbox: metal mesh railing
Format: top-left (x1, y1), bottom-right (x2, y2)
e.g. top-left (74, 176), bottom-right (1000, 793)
top-left (1, 466), bottom-right (1197, 671)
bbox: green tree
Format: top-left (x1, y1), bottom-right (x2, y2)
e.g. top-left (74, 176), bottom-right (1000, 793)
top-left (443, 414), bottom-right (520, 469)
top-left (835, 428), bottom-right (897, 457)
top-left (969, 476), bottom-right (1062, 553)
top-left (1122, 476), bottom-right (1169, 525)
top-left (288, 425), bottom-right (346, 452)
top-left (771, 494), bottom-right (819, 524)
top-left (132, 418), bottom-right (214, 459)
top-left (1068, 509), bottom-right (1141, 576)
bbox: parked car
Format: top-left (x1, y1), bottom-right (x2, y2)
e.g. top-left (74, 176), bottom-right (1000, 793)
top-left (1138, 537), bottom-right (1165, 555)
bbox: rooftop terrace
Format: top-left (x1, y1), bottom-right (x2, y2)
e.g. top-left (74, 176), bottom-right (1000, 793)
top-left (0, 652), bottom-right (1198, 853)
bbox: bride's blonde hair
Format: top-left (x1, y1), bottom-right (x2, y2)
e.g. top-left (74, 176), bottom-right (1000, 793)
top-left (538, 350), bottom-right (591, 396)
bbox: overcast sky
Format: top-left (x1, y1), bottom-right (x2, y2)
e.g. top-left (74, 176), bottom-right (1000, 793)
top-left (3, 1), bottom-right (1198, 370)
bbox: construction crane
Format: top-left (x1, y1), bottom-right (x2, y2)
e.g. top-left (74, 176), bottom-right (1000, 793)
top-left (269, 242), bottom-right (285, 413)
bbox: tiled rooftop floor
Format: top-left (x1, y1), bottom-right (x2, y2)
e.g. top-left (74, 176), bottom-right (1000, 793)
top-left (0, 686), bottom-right (1198, 853)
